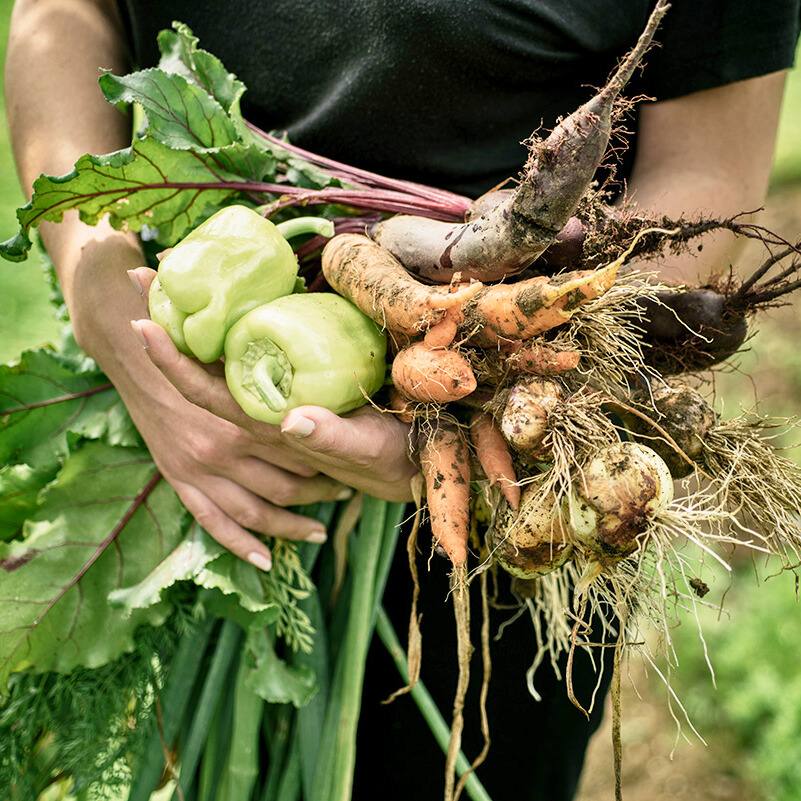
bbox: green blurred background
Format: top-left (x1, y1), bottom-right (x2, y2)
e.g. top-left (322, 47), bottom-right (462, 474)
top-left (0, 0), bottom-right (61, 361)
top-left (2, 1), bottom-right (801, 799)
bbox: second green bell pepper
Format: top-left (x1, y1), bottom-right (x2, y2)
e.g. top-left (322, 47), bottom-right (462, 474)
top-left (224, 293), bottom-right (388, 424)
top-left (149, 204), bottom-right (333, 363)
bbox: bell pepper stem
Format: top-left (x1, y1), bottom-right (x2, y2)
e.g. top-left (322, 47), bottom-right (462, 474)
top-left (275, 216), bottom-right (335, 241)
top-left (252, 354), bottom-right (289, 412)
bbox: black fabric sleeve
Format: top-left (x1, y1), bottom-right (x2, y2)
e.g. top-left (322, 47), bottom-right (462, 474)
top-left (636, 0), bottom-right (801, 100)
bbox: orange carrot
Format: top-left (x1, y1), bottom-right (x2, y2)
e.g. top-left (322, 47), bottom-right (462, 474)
top-left (391, 341), bottom-right (477, 403)
top-left (458, 262), bottom-right (618, 346)
top-left (322, 234), bottom-right (615, 348)
top-left (502, 340), bottom-right (581, 375)
top-left (387, 385), bottom-right (416, 423)
top-left (419, 419), bottom-right (472, 568)
top-left (423, 307), bottom-right (461, 349)
top-left (321, 234), bottom-right (482, 337)
top-left (473, 339), bottom-right (581, 384)
top-left (469, 411), bottom-right (521, 511)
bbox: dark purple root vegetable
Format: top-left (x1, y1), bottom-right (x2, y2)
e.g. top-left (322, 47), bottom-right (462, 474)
top-left (369, 0), bottom-right (670, 284)
top-left (552, 213), bottom-right (801, 373)
top-left (638, 237), bottom-right (801, 372)
top-left (636, 289), bottom-right (749, 372)
top-left (535, 216), bottom-right (588, 272)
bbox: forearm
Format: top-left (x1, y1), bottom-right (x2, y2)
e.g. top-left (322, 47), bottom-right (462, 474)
top-left (5, 0), bottom-right (147, 370)
top-left (6, 0), bottom-right (131, 178)
top-left (622, 71), bottom-right (787, 285)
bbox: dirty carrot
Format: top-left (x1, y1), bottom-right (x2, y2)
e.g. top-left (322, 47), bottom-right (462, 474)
top-left (458, 262), bottom-right (619, 346)
top-left (392, 341), bottom-right (477, 404)
top-left (321, 234), bottom-right (482, 336)
top-left (504, 340), bottom-right (581, 375)
top-left (469, 411), bottom-right (521, 511)
top-left (418, 419), bottom-right (472, 568)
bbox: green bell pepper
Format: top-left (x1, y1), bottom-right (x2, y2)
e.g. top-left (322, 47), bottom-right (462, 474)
top-left (223, 293), bottom-right (388, 424)
top-left (149, 205), bottom-right (334, 363)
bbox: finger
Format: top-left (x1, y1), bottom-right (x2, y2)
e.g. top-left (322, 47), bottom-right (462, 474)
top-left (128, 266), bottom-right (158, 306)
top-left (247, 443), bottom-right (320, 478)
top-left (178, 483), bottom-right (328, 571)
top-left (237, 456), bottom-right (352, 506)
top-left (280, 405), bottom-right (418, 501)
top-left (177, 482), bottom-right (276, 571)
top-left (132, 318), bottom-right (256, 427)
top-left (208, 477), bottom-right (329, 542)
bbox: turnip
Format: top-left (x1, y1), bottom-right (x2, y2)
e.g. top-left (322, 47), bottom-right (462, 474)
top-left (499, 376), bottom-right (564, 457)
top-left (490, 482), bottom-right (573, 579)
top-left (564, 442), bottom-right (674, 560)
top-left (626, 382), bottom-right (718, 478)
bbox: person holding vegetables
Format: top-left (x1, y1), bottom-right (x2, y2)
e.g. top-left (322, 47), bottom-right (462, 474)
top-left (5, 0), bottom-right (800, 798)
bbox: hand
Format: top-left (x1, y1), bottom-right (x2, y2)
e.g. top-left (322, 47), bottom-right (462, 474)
top-left (129, 267), bottom-right (418, 499)
top-left (120, 360), bottom-right (356, 572)
top-left (57, 234), bottom-right (388, 573)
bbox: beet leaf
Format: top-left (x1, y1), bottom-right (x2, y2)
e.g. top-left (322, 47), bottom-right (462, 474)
top-left (0, 348), bottom-right (136, 469)
top-left (0, 442), bottom-right (188, 690)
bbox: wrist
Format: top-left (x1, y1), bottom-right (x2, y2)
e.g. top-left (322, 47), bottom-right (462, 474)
top-left (43, 216), bottom-right (180, 408)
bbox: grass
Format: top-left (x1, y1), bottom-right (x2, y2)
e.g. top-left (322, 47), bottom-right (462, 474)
top-left (668, 559), bottom-right (801, 801)
top-left (772, 42), bottom-right (801, 186)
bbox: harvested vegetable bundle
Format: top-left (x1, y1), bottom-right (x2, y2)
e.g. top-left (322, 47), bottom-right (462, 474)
top-left (6, 5), bottom-right (801, 801)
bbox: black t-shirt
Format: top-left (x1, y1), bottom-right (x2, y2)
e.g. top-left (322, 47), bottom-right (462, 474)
top-left (116, 0), bottom-right (800, 196)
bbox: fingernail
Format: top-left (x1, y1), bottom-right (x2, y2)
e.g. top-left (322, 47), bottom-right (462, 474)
top-left (281, 415), bottom-right (316, 438)
top-left (247, 551), bottom-right (272, 571)
top-left (130, 320), bottom-right (148, 349)
top-left (336, 487), bottom-right (354, 501)
top-left (128, 269), bottom-right (144, 295)
top-left (306, 530), bottom-right (327, 545)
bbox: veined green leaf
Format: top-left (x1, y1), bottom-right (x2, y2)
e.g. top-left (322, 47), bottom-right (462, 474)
top-left (157, 23), bottom-right (247, 119)
top-left (246, 627), bottom-right (317, 707)
top-left (0, 137), bottom-right (277, 261)
top-left (0, 442), bottom-right (188, 690)
top-left (197, 552), bottom-right (278, 624)
top-left (99, 68), bottom-right (238, 150)
top-left (0, 463), bottom-right (57, 542)
top-left (108, 525), bottom-right (223, 614)
top-left (0, 348), bottom-right (128, 470)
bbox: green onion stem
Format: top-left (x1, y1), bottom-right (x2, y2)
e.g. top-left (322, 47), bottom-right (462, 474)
top-left (198, 639), bottom-right (239, 801)
top-left (173, 619), bottom-right (244, 800)
top-left (259, 705), bottom-right (296, 801)
top-left (273, 736), bottom-right (302, 801)
top-left (127, 616), bottom-right (216, 801)
top-left (219, 648), bottom-right (265, 801)
top-left (310, 496), bottom-right (397, 801)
